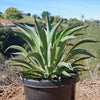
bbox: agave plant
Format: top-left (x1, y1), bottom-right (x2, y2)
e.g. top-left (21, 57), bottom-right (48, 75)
top-left (6, 15), bottom-right (97, 80)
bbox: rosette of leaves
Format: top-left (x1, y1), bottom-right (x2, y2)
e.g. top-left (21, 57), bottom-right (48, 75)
top-left (6, 15), bottom-right (97, 80)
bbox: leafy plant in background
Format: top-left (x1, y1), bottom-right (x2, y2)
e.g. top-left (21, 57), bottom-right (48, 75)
top-left (6, 15), bottom-right (97, 80)
top-left (0, 11), bottom-right (3, 18)
top-left (0, 28), bottom-right (25, 58)
top-left (4, 7), bottom-right (23, 21)
top-left (0, 28), bottom-right (13, 55)
top-left (0, 52), bottom-right (4, 64)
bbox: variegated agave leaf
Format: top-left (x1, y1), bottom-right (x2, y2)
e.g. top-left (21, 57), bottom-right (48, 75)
top-left (5, 14), bottom-right (97, 80)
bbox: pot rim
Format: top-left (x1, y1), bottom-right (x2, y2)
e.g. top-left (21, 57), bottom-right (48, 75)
top-left (21, 73), bottom-right (79, 88)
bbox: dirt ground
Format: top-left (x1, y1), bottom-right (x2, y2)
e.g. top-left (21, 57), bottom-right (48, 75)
top-left (0, 81), bottom-right (100, 100)
top-left (76, 81), bottom-right (100, 100)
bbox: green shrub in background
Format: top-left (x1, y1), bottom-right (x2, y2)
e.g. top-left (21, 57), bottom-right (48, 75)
top-left (0, 52), bottom-right (4, 64)
top-left (0, 28), bottom-right (25, 58)
top-left (4, 7), bottom-right (23, 21)
top-left (0, 28), bottom-right (13, 54)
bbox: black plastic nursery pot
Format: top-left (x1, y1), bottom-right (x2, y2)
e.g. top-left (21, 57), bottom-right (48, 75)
top-left (22, 74), bottom-right (79, 100)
